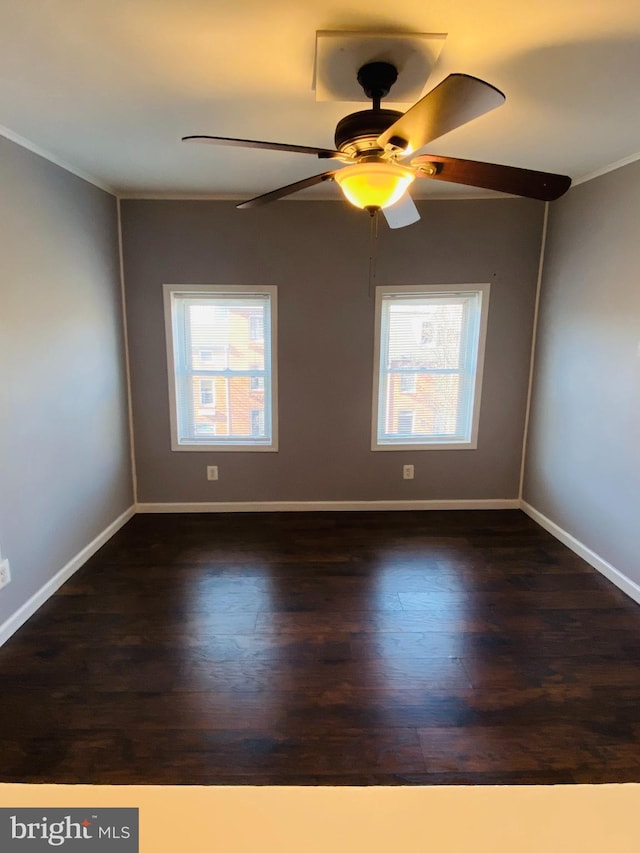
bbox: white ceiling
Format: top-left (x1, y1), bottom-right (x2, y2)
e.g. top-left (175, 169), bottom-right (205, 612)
top-left (1, 0), bottom-right (640, 200)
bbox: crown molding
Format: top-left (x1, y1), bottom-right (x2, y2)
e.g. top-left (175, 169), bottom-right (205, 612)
top-left (573, 150), bottom-right (640, 187)
top-left (0, 123), bottom-right (115, 194)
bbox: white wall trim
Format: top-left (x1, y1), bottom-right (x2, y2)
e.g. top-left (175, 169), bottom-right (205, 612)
top-left (136, 499), bottom-right (520, 513)
top-left (0, 123), bottom-right (115, 195)
top-left (519, 202), bottom-right (549, 500)
top-left (521, 501), bottom-right (640, 606)
top-left (116, 199), bottom-right (138, 504)
top-left (0, 506), bottom-right (135, 648)
top-left (573, 150), bottom-right (640, 187)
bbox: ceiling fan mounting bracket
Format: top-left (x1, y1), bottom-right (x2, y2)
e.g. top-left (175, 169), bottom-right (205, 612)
top-left (356, 62), bottom-right (398, 102)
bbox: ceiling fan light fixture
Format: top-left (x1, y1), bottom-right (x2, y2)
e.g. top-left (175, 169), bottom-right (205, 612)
top-left (334, 162), bottom-right (415, 210)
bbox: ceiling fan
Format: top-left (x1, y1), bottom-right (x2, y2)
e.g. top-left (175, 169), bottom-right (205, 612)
top-left (183, 61), bottom-right (571, 229)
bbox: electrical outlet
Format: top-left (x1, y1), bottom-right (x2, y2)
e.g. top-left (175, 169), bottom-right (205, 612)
top-left (403, 464), bottom-right (415, 480)
top-left (0, 558), bottom-right (11, 591)
top-left (206, 465), bottom-right (219, 481)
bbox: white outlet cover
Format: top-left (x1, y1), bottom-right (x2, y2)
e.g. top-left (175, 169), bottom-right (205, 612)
top-left (314, 31), bottom-right (447, 104)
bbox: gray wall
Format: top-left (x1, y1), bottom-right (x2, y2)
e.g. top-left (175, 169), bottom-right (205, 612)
top-left (121, 197), bottom-right (544, 503)
top-left (0, 137), bottom-right (133, 627)
top-left (523, 160), bottom-right (640, 585)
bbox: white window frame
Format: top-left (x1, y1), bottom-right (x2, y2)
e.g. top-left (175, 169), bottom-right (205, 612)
top-left (163, 284), bottom-right (278, 452)
top-left (371, 284), bottom-right (490, 451)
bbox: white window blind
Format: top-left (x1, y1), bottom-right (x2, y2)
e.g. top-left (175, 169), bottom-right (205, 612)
top-left (373, 285), bottom-right (489, 449)
top-left (164, 285), bottom-right (277, 450)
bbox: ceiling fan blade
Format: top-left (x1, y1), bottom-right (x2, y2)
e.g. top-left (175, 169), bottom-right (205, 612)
top-left (412, 154), bottom-right (571, 201)
top-left (237, 171), bottom-right (336, 208)
top-left (182, 135), bottom-right (344, 159)
top-left (382, 194), bottom-right (421, 229)
top-left (377, 74), bottom-right (505, 154)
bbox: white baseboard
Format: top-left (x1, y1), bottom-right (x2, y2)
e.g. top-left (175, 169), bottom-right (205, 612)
top-left (14, 499), bottom-right (632, 649)
top-left (136, 499), bottom-right (520, 513)
top-left (0, 506), bottom-right (135, 647)
top-left (521, 501), bottom-right (640, 606)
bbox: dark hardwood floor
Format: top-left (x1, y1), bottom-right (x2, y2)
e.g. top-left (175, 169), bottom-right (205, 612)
top-left (2, 509), bottom-right (640, 785)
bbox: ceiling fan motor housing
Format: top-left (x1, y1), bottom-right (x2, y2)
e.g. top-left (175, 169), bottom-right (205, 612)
top-left (334, 109), bottom-right (403, 158)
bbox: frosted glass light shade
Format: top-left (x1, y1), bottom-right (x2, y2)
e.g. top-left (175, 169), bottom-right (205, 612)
top-left (335, 162), bottom-right (415, 210)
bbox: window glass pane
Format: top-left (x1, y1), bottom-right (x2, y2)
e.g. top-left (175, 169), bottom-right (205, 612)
top-left (187, 302), bottom-right (266, 371)
top-left (383, 375), bottom-right (461, 439)
top-left (184, 372), bottom-right (268, 440)
top-left (387, 301), bottom-right (465, 370)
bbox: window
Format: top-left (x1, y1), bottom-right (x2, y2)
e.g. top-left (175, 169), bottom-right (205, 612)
top-left (396, 410), bottom-right (415, 434)
top-left (250, 408), bottom-right (265, 436)
top-left (372, 284), bottom-right (489, 450)
top-left (199, 379), bottom-right (215, 406)
top-left (421, 321), bottom-right (436, 346)
top-left (249, 315), bottom-right (264, 341)
top-left (164, 285), bottom-right (277, 450)
top-left (399, 372), bottom-right (417, 394)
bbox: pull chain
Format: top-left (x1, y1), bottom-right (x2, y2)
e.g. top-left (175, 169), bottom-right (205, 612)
top-left (368, 208), bottom-right (379, 299)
